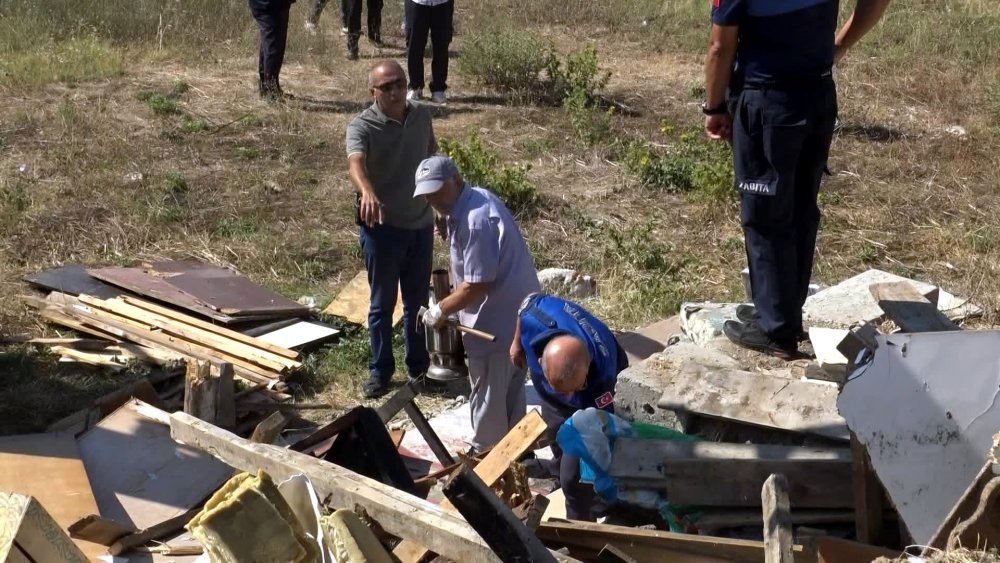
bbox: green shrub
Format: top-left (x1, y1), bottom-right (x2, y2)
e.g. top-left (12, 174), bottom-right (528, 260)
top-left (138, 91), bottom-right (179, 115)
top-left (622, 129), bottom-right (734, 200)
top-left (438, 131), bottom-right (539, 217)
top-left (159, 172), bottom-right (188, 195)
top-left (565, 85), bottom-right (613, 146)
top-left (458, 30), bottom-right (552, 93)
top-left (179, 116), bottom-right (210, 133)
top-left (546, 44), bottom-right (611, 105)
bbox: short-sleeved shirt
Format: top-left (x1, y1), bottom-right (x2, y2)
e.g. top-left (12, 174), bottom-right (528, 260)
top-left (447, 184), bottom-right (541, 357)
top-left (346, 101), bottom-right (435, 229)
top-left (712, 0), bottom-right (839, 86)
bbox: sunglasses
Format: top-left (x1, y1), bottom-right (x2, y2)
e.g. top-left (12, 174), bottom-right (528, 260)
top-left (373, 78), bottom-right (406, 92)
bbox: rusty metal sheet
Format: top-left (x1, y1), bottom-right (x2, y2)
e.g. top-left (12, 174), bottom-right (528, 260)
top-left (88, 261), bottom-right (305, 323)
top-left (144, 261), bottom-right (307, 316)
top-left (24, 264), bottom-right (124, 299)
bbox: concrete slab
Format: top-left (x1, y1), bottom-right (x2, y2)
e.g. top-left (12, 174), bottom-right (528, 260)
top-left (680, 302), bottom-right (742, 346)
top-left (615, 341), bottom-right (740, 429)
top-left (803, 269), bottom-right (937, 329)
top-left (616, 315), bottom-right (682, 366)
top-left (838, 330), bottom-right (1000, 544)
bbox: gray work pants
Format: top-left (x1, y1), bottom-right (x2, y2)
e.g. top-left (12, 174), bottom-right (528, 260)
top-left (467, 350), bottom-right (527, 451)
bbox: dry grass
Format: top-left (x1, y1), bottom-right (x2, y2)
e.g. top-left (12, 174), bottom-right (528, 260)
top-left (878, 548), bottom-right (1000, 562)
top-left (1, 0), bottom-right (999, 432)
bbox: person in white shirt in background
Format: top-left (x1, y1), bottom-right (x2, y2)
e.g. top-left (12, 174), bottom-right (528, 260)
top-left (404, 0), bottom-right (453, 103)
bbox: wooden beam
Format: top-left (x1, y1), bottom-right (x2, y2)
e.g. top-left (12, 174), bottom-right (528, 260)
top-left (610, 439), bottom-right (852, 508)
top-left (512, 494), bottom-right (550, 531)
top-left (393, 409), bottom-right (547, 562)
top-left (404, 402), bottom-right (456, 467)
top-left (169, 412), bottom-right (502, 563)
top-left (596, 545), bottom-right (638, 563)
top-left (376, 381), bottom-right (419, 423)
top-left (67, 514), bottom-right (134, 546)
top-left (762, 474), bottom-right (793, 563)
top-left (184, 360), bottom-right (235, 428)
top-left (108, 506), bottom-right (201, 556)
top-left (442, 465), bottom-right (556, 563)
top-left (851, 433), bottom-right (885, 546)
top-left (536, 520), bottom-right (818, 563)
top-left (869, 282), bottom-right (960, 333)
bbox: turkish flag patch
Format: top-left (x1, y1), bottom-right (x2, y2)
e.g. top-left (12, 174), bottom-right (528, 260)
top-left (712, 0), bottom-right (720, 6)
top-left (595, 392), bottom-right (614, 409)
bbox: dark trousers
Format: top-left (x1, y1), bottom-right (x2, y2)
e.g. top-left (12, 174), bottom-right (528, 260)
top-left (346, 0), bottom-right (383, 42)
top-left (307, 0), bottom-right (347, 27)
top-left (405, 0), bottom-right (453, 92)
top-left (249, 0), bottom-right (291, 94)
top-left (731, 78), bottom-right (837, 345)
top-left (359, 223), bottom-right (433, 380)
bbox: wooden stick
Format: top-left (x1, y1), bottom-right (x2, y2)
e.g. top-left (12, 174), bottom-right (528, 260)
top-left (762, 474), bottom-right (793, 563)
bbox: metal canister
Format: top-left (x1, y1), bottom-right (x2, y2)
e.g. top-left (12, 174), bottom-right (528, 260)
top-left (425, 269), bottom-right (468, 381)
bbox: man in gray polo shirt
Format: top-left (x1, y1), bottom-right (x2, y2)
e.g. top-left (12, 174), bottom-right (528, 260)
top-left (347, 60), bottom-right (438, 398)
top-left (415, 155), bottom-right (541, 451)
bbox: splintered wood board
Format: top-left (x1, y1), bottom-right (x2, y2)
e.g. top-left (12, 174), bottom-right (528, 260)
top-left (323, 270), bottom-right (403, 327)
top-left (76, 400), bottom-right (233, 531)
top-left (0, 433), bottom-right (105, 561)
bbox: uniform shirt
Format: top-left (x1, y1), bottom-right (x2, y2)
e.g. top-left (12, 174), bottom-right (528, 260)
top-left (712, 0), bottom-right (839, 85)
top-left (346, 101), bottom-right (435, 230)
top-left (447, 184), bottom-right (540, 357)
top-left (518, 293), bottom-right (621, 418)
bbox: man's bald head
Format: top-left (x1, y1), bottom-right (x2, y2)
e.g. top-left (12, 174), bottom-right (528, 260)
top-left (541, 335), bottom-right (591, 395)
top-left (369, 60), bottom-right (405, 87)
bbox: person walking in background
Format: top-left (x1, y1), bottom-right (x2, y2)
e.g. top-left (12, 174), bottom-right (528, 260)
top-left (248, 0), bottom-right (294, 100)
top-left (703, 0), bottom-right (891, 358)
top-left (347, 61), bottom-right (438, 398)
top-left (345, 0), bottom-right (384, 59)
top-left (304, 0), bottom-right (348, 36)
top-left (416, 155), bottom-right (541, 453)
top-left (404, 0), bottom-right (453, 103)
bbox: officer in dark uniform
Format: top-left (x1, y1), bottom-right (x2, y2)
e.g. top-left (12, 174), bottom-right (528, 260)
top-left (511, 293), bottom-right (627, 521)
top-left (703, 0), bottom-right (891, 358)
top-left (249, 0), bottom-right (295, 100)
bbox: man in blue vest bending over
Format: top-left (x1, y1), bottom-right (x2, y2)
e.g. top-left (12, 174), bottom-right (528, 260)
top-left (511, 292), bottom-right (628, 521)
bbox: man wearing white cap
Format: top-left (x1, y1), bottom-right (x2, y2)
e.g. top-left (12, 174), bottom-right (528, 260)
top-left (414, 155), bottom-right (541, 452)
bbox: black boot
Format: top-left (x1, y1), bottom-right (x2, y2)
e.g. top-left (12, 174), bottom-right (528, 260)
top-left (722, 319), bottom-right (797, 359)
top-left (735, 304), bottom-right (808, 342)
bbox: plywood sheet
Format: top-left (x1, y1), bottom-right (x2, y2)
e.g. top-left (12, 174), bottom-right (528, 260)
top-left (0, 433), bottom-right (105, 561)
top-left (257, 320), bottom-right (340, 349)
top-left (147, 260), bottom-right (307, 316)
top-left (322, 270), bottom-right (403, 327)
top-left (77, 400), bottom-right (232, 531)
top-left (838, 330), bottom-right (1000, 544)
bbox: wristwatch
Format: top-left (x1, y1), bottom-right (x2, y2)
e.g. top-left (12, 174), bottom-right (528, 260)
top-left (701, 101), bottom-right (728, 116)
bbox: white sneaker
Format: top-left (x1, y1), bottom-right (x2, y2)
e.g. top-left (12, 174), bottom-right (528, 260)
top-left (304, 21), bottom-right (317, 34)
top-left (431, 91), bottom-right (447, 103)
top-left (406, 89), bottom-right (423, 101)
top-left (340, 26), bottom-right (348, 35)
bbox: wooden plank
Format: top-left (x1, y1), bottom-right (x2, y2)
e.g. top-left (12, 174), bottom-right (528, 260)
top-left (696, 509), bottom-right (855, 531)
top-left (376, 381), bottom-right (419, 423)
top-left (67, 514), bottom-right (134, 546)
top-left (851, 433), bottom-right (885, 546)
top-left (404, 402), bottom-right (456, 467)
top-left (0, 492), bottom-right (89, 563)
top-left (250, 411), bottom-right (291, 444)
top-left (610, 439), bottom-right (852, 508)
top-left (184, 360), bottom-right (234, 427)
top-left (77, 400), bottom-right (233, 531)
top-left (443, 465), bottom-right (557, 563)
top-left (0, 433), bottom-right (104, 561)
top-left (869, 281), bottom-right (960, 332)
top-left (762, 474), bottom-right (793, 563)
top-left (108, 506), bottom-right (201, 556)
top-left (88, 266), bottom-right (245, 323)
top-left (122, 295), bottom-right (301, 359)
top-left (948, 476), bottom-right (1000, 550)
top-left (393, 409), bottom-right (547, 562)
top-left (512, 494), bottom-right (550, 531)
top-left (536, 520), bottom-right (818, 563)
top-left (657, 364), bottom-right (849, 441)
top-left (79, 295), bottom-right (300, 372)
top-left (55, 295), bottom-right (280, 384)
top-left (597, 544), bottom-right (639, 563)
top-left (323, 269), bottom-right (403, 327)
top-left (927, 461), bottom-right (994, 550)
top-left (168, 411), bottom-right (502, 563)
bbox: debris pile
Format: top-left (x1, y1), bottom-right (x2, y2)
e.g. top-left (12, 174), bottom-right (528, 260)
top-left (2, 265), bottom-right (998, 562)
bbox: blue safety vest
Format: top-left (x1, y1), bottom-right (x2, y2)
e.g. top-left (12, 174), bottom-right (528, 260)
top-left (519, 294), bottom-right (620, 416)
